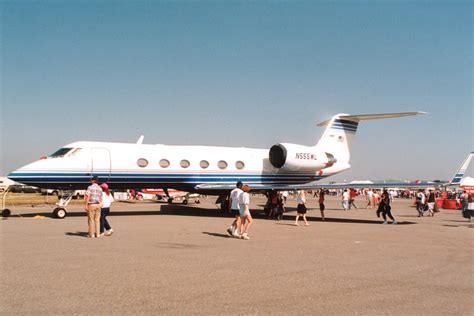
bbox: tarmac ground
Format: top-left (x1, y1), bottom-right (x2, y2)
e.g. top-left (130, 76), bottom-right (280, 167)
top-left (1, 195), bottom-right (473, 315)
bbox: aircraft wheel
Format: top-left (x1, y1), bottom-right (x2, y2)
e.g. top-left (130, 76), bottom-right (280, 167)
top-left (182, 199), bottom-right (188, 205)
top-left (2, 209), bottom-right (11, 217)
top-left (167, 198), bottom-right (173, 204)
top-left (195, 199), bottom-right (200, 204)
top-left (53, 207), bottom-right (67, 219)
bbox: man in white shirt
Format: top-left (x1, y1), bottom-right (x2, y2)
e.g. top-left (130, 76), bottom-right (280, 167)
top-left (416, 189), bottom-right (426, 217)
top-left (227, 181), bottom-right (243, 238)
top-left (366, 189), bottom-right (374, 209)
top-left (342, 189), bottom-right (350, 211)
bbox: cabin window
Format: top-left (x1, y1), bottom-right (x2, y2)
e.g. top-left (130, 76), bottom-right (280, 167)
top-left (180, 160), bottom-right (190, 168)
top-left (235, 161), bottom-right (245, 170)
top-left (49, 147), bottom-right (73, 158)
top-left (159, 159), bottom-right (170, 168)
top-left (200, 160), bottom-right (209, 169)
top-left (218, 160), bottom-right (228, 169)
top-left (137, 158), bottom-right (149, 168)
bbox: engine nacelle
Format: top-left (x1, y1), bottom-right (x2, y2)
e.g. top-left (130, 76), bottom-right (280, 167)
top-left (269, 143), bottom-right (337, 172)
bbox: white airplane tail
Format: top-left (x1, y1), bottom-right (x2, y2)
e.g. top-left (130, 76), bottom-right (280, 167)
top-left (449, 151), bottom-right (474, 185)
top-left (315, 112), bottom-right (426, 165)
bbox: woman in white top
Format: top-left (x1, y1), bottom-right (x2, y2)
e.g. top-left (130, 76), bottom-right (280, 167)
top-left (467, 194), bottom-right (474, 223)
top-left (99, 183), bottom-right (114, 236)
top-left (295, 190), bottom-right (309, 226)
top-left (239, 184), bottom-right (252, 240)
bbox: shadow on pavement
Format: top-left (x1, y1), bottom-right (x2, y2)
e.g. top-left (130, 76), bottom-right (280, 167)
top-left (202, 232), bottom-right (233, 239)
top-left (65, 231), bottom-right (89, 238)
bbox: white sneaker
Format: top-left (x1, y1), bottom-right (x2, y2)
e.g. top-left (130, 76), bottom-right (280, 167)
top-left (232, 230), bottom-right (240, 238)
top-left (241, 233), bottom-right (250, 240)
top-left (383, 221), bottom-right (388, 225)
top-left (105, 229), bottom-right (114, 236)
top-left (392, 221), bottom-right (397, 225)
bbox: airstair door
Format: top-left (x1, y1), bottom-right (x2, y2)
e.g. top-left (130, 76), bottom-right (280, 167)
top-left (91, 148), bottom-right (111, 182)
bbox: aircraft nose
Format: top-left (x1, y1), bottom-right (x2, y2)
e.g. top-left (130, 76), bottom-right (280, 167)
top-left (7, 169), bottom-right (24, 182)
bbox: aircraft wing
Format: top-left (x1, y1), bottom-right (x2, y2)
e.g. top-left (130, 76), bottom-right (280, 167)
top-left (291, 181), bottom-right (447, 190)
top-left (194, 183), bottom-right (301, 192)
top-left (195, 181), bottom-right (446, 192)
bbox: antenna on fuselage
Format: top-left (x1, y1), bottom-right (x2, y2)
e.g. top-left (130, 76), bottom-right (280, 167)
top-left (136, 135), bottom-right (144, 144)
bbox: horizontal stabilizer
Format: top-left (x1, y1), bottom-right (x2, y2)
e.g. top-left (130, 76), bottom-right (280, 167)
top-left (317, 112), bottom-right (427, 127)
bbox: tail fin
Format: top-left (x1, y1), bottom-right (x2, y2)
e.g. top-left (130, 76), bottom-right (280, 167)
top-left (315, 112), bottom-right (426, 165)
top-left (449, 152), bottom-right (474, 185)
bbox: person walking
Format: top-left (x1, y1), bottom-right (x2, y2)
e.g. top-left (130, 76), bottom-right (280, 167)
top-left (377, 189), bottom-right (397, 224)
top-left (84, 176), bottom-right (103, 238)
top-left (227, 181), bottom-right (243, 238)
top-left (467, 194), bottom-right (474, 223)
top-left (416, 189), bottom-right (426, 217)
top-left (318, 188), bottom-right (326, 220)
top-left (342, 189), bottom-right (350, 211)
top-left (366, 189), bottom-right (374, 209)
top-left (239, 184), bottom-right (252, 240)
top-left (349, 188), bottom-right (358, 210)
top-left (99, 183), bottom-right (114, 236)
top-left (295, 190), bottom-right (309, 226)
top-left (426, 189), bottom-right (436, 217)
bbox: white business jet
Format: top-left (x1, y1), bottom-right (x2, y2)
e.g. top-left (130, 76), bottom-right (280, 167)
top-left (5, 112), bottom-right (425, 218)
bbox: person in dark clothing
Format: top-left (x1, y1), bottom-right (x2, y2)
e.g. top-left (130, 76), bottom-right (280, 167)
top-left (318, 188), bottom-right (326, 220)
top-left (427, 189), bottom-right (436, 217)
top-left (377, 190), bottom-right (397, 225)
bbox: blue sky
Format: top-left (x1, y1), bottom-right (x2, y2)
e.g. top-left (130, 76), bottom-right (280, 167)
top-left (1, 1), bottom-right (472, 181)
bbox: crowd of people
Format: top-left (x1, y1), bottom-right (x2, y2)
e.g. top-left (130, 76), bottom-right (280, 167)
top-left (82, 176), bottom-right (474, 240)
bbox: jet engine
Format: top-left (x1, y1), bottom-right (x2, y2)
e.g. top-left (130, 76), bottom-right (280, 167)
top-left (269, 143), bottom-right (337, 172)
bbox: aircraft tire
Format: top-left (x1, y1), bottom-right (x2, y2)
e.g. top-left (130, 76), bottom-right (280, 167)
top-left (167, 198), bottom-right (173, 204)
top-left (2, 209), bottom-right (11, 217)
top-left (195, 199), bottom-right (200, 204)
top-left (53, 207), bottom-right (67, 219)
top-left (182, 199), bottom-right (188, 205)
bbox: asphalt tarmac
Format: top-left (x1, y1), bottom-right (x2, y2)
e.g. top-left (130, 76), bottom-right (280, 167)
top-left (1, 195), bottom-right (472, 315)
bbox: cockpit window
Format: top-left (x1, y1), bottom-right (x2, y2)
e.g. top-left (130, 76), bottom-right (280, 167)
top-left (69, 148), bottom-right (82, 156)
top-left (49, 147), bottom-right (73, 158)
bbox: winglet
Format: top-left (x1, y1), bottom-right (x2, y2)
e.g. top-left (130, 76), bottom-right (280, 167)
top-left (136, 135), bottom-right (144, 144)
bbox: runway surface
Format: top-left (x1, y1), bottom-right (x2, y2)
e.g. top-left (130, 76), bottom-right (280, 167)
top-left (1, 195), bottom-right (472, 315)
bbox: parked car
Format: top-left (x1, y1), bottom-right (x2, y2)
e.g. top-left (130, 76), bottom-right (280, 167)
top-left (41, 189), bottom-right (85, 199)
top-left (9, 184), bottom-right (41, 193)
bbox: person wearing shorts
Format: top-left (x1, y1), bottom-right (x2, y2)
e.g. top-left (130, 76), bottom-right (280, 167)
top-left (295, 190), bottom-right (309, 226)
top-left (227, 181), bottom-right (243, 238)
top-left (239, 184), bottom-right (252, 240)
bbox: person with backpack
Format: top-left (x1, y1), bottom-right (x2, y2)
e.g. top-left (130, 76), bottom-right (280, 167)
top-left (416, 189), bottom-right (426, 217)
top-left (377, 189), bottom-right (397, 225)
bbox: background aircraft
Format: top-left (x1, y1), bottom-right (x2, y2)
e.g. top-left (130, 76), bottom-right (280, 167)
top-left (299, 151), bottom-right (473, 190)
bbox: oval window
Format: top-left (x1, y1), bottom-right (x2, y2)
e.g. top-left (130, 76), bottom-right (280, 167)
top-left (159, 159), bottom-right (170, 168)
top-left (218, 160), bottom-right (228, 169)
top-left (235, 161), bottom-right (245, 170)
top-left (137, 158), bottom-right (149, 168)
top-left (180, 159), bottom-right (190, 168)
top-left (200, 160), bottom-right (209, 169)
